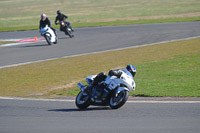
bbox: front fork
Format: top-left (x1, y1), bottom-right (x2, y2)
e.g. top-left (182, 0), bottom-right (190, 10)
top-left (77, 82), bottom-right (86, 91)
top-left (115, 87), bottom-right (129, 97)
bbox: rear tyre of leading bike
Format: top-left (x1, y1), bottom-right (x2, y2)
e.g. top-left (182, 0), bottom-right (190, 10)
top-left (53, 37), bottom-right (58, 44)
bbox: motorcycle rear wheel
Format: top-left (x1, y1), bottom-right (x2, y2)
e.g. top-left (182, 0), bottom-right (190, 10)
top-left (76, 91), bottom-right (90, 109)
top-left (53, 37), bottom-right (58, 44)
top-left (109, 90), bottom-right (129, 109)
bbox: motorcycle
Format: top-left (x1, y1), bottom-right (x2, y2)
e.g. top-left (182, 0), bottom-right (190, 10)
top-left (40, 25), bottom-right (57, 45)
top-left (75, 70), bottom-right (136, 109)
top-left (60, 21), bottom-right (74, 38)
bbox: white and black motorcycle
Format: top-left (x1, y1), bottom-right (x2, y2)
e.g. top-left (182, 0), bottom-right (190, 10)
top-left (76, 70), bottom-right (136, 109)
top-left (40, 25), bottom-right (57, 45)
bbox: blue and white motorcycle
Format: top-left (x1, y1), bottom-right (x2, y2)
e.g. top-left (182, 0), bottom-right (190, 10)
top-left (40, 25), bottom-right (57, 45)
top-left (76, 70), bottom-right (136, 109)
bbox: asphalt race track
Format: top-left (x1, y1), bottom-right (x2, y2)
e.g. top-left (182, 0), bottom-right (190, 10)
top-left (0, 22), bottom-right (200, 133)
top-left (0, 21), bottom-right (200, 68)
top-left (0, 98), bottom-right (200, 133)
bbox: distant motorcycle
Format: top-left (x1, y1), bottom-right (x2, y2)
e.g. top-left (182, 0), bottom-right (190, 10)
top-left (60, 21), bottom-right (74, 38)
top-left (76, 70), bottom-right (136, 109)
top-left (40, 25), bottom-right (57, 45)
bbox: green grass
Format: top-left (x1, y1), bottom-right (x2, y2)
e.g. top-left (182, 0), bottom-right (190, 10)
top-left (133, 53), bottom-right (200, 97)
top-left (0, 38), bottom-right (199, 98)
top-left (72, 17), bottom-right (200, 28)
top-left (0, 0), bottom-right (200, 31)
top-left (46, 52), bottom-right (200, 98)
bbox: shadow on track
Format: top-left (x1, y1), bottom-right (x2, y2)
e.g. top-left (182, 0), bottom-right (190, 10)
top-left (58, 36), bottom-right (70, 39)
top-left (19, 44), bottom-right (50, 48)
top-left (48, 107), bottom-right (110, 112)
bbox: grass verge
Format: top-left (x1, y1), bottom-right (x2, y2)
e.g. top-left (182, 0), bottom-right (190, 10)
top-left (0, 17), bottom-right (199, 32)
top-left (0, 38), bottom-right (199, 98)
top-left (72, 17), bottom-right (200, 28)
top-left (0, 0), bottom-right (200, 32)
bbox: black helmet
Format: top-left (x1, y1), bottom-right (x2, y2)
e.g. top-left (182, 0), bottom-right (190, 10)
top-left (57, 10), bottom-right (61, 15)
top-left (126, 65), bottom-right (136, 77)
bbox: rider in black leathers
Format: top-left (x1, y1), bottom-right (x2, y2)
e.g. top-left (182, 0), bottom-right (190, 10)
top-left (39, 13), bottom-right (56, 36)
top-left (55, 10), bottom-right (74, 32)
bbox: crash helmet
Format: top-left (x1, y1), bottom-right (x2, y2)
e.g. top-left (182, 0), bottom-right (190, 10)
top-left (126, 65), bottom-right (136, 77)
top-left (41, 13), bottom-right (46, 21)
top-left (57, 10), bottom-right (62, 15)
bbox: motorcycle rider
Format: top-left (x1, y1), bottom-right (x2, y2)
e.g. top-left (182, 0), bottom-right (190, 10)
top-left (55, 10), bottom-right (74, 32)
top-left (87, 65), bottom-right (136, 98)
top-left (109, 64), bottom-right (136, 78)
top-left (39, 13), bottom-right (57, 36)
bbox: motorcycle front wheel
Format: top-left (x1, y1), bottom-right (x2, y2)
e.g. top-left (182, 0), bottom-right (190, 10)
top-left (44, 35), bottom-right (52, 45)
top-left (75, 91), bottom-right (90, 109)
top-left (109, 90), bottom-right (129, 109)
top-left (65, 28), bottom-right (74, 38)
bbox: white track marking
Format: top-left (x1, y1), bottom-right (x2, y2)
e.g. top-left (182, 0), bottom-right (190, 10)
top-left (0, 96), bottom-right (74, 102)
top-left (127, 100), bottom-right (200, 103)
top-left (1, 42), bottom-right (34, 47)
top-left (0, 37), bottom-right (45, 47)
top-left (0, 96), bottom-right (200, 103)
top-left (0, 36), bottom-right (200, 69)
